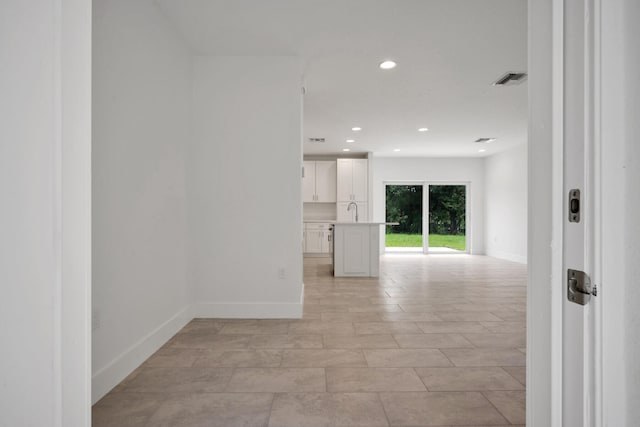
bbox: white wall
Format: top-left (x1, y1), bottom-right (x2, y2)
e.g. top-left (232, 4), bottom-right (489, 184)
top-left (189, 56), bottom-right (303, 318)
top-left (0, 0), bottom-right (91, 425)
top-left (601, 0), bottom-right (640, 424)
top-left (484, 144), bottom-right (528, 263)
top-left (92, 0), bottom-right (192, 402)
top-left (371, 157), bottom-right (485, 254)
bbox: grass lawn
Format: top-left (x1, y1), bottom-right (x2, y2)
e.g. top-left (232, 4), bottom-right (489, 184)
top-left (386, 233), bottom-right (466, 251)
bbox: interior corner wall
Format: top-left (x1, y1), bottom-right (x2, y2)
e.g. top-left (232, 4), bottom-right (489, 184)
top-left (92, 0), bottom-right (192, 403)
top-left (188, 56), bottom-right (303, 318)
top-left (371, 157), bottom-right (485, 254)
top-left (484, 144), bottom-right (528, 263)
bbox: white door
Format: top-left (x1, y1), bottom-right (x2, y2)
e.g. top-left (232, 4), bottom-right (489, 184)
top-left (351, 159), bottom-right (368, 201)
top-left (304, 230), bottom-right (323, 253)
top-left (315, 161), bottom-right (337, 202)
top-left (336, 159), bottom-right (353, 201)
top-left (562, 0), bottom-right (599, 424)
top-left (302, 161), bottom-right (316, 202)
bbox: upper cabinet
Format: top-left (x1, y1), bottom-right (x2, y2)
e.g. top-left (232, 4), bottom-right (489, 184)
top-left (303, 160), bottom-right (337, 203)
top-left (337, 159), bottom-right (368, 202)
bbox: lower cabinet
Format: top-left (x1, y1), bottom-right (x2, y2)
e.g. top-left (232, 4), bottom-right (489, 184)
top-left (304, 223), bottom-right (333, 254)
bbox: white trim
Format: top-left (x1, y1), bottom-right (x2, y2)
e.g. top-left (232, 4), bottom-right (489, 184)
top-left (91, 306), bottom-right (192, 404)
top-left (550, 0), bottom-right (565, 425)
top-left (193, 301), bottom-right (303, 319)
top-left (485, 250), bottom-right (527, 264)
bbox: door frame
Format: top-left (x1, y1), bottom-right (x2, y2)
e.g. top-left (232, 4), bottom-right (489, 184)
top-left (529, 0), bottom-right (631, 425)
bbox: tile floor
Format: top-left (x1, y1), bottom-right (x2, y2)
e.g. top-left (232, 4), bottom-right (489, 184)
top-left (93, 254), bottom-right (527, 426)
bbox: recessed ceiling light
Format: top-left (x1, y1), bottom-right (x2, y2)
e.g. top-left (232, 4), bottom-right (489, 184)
top-left (418, 127), bottom-right (429, 132)
top-left (351, 127), bottom-right (362, 131)
top-left (479, 149), bottom-right (487, 153)
top-left (346, 139), bottom-right (355, 143)
top-left (393, 149), bottom-right (401, 152)
top-left (379, 60), bottom-right (397, 70)
top-left (342, 148), bottom-right (351, 152)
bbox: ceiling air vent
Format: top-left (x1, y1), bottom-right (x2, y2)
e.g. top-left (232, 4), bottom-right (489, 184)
top-left (475, 138), bottom-right (497, 143)
top-left (307, 137), bottom-right (325, 143)
top-left (492, 72), bottom-right (528, 86)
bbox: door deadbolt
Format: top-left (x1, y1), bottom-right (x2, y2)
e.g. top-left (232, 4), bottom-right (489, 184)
top-left (569, 189), bottom-right (580, 223)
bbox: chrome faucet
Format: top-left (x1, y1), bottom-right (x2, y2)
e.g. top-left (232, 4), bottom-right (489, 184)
top-left (347, 201), bottom-right (359, 222)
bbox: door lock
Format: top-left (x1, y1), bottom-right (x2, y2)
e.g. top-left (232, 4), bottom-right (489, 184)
top-left (569, 189), bottom-right (580, 222)
top-left (568, 269), bottom-right (597, 305)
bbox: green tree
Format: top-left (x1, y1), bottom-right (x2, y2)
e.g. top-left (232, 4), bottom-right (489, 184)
top-left (429, 185), bottom-right (466, 235)
top-left (385, 185), bottom-right (422, 234)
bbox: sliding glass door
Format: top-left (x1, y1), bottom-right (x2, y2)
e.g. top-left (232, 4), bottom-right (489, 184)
top-left (427, 184), bottom-right (467, 253)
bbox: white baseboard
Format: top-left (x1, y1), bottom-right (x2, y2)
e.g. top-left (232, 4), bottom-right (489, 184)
top-left (193, 296), bottom-right (303, 319)
top-left (91, 305), bottom-right (192, 404)
top-left (486, 249), bottom-right (528, 264)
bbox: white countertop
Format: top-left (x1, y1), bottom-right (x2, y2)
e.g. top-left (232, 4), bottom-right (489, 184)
top-left (303, 219), bottom-right (337, 223)
top-left (334, 222), bottom-right (399, 226)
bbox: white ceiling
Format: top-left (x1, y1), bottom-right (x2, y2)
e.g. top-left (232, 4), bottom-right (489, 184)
top-left (157, 0), bottom-right (527, 157)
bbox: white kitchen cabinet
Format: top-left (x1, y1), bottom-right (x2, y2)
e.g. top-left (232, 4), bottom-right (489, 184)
top-left (333, 223), bottom-right (381, 277)
top-left (337, 159), bottom-right (368, 202)
top-left (304, 223), bottom-right (333, 254)
top-left (337, 202), bottom-right (368, 223)
top-left (303, 161), bottom-right (336, 203)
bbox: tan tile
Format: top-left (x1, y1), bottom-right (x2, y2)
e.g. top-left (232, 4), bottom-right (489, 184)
top-left (218, 322), bottom-right (289, 334)
top-left (363, 349), bottom-right (452, 367)
top-left (169, 334), bottom-right (250, 349)
top-left (441, 348), bottom-right (526, 367)
top-left (226, 368), bottom-right (326, 392)
top-left (491, 311), bottom-right (527, 321)
top-left (380, 391), bottom-right (509, 426)
top-left (480, 321), bottom-right (526, 333)
top-left (354, 321), bottom-right (422, 335)
top-left (249, 334), bottom-right (323, 349)
top-left (268, 393), bottom-right (389, 427)
top-left (394, 333), bottom-right (474, 348)
top-left (193, 349), bottom-right (282, 367)
top-left (146, 392), bottom-right (273, 427)
top-left (121, 367), bottom-right (233, 393)
top-left (281, 349), bottom-right (367, 367)
top-left (398, 303), bottom-right (459, 312)
top-left (288, 321), bottom-right (355, 335)
top-left (416, 321), bottom-right (489, 333)
top-left (483, 390), bottom-right (527, 424)
top-left (179, 319), bottom-right (225, 334)
top-left (437, 312), bottom-right (504, 321)
top-left (144, 348), bottom-right (203, 368)
top-left (502, 366), bottom-right (526, 385)
top-left (92, 392), bottom-right (165, 427)
top-left (320, 312), bottom-right (380, 322)
top-left (415, 367), bottom-right (525, 391)
top-left (378, 312), bottom-right (443, 322)
top-left (326, 368), bottom-right (426, 392)
top-left (304, 304), bottom-right (349, 313)
top-left (462, 333), bottom-right (526, 348)
top-left (323, 334), bottom-right (398, 349)
top-left (348, 305), bottom-right (403, 313)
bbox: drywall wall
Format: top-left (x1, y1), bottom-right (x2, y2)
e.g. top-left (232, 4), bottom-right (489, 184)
top-left (371, 157), bottom-right (485, 254)
top-left (0, 0), bottom-right (91, 424)
top-left (484, 144), bottom-right (528, 263)
top-left (189, 56), bottom-right (303, 317)
top-left (92, 0), bottom-right (192, 402)
top-left (601, 0), bottom-right (640, 423)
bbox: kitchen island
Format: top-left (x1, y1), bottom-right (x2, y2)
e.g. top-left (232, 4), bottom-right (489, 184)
top-left (333, 222), bottom-right (388, 277)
